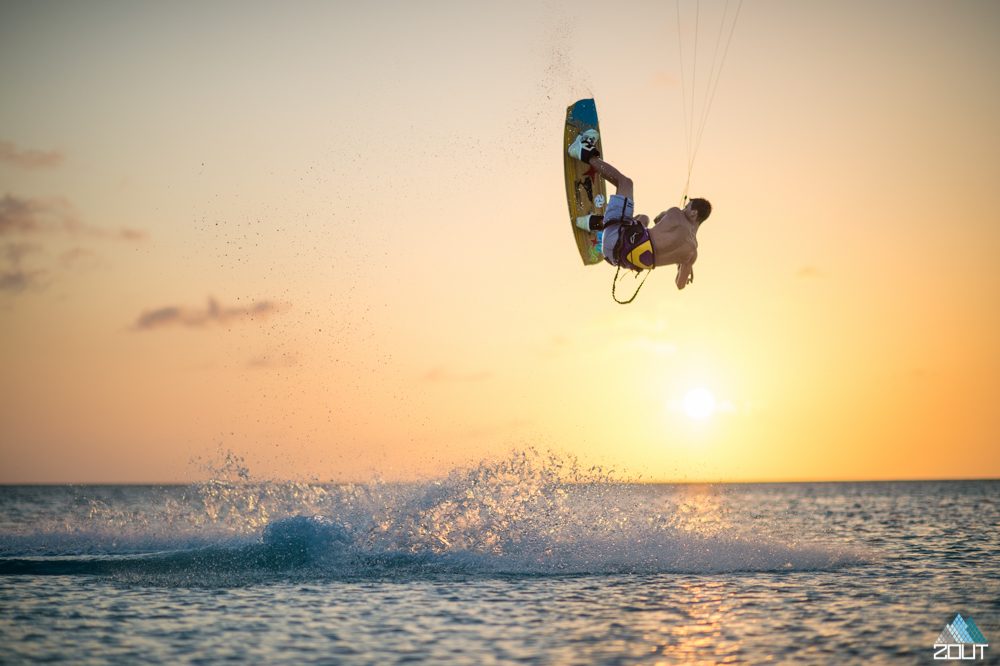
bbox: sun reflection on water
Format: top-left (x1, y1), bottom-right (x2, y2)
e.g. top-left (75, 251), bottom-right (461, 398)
top-left (652, 581), bottom-right (745, 664)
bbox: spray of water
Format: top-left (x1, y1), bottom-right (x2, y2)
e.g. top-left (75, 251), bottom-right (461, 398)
top-left (0, 448), bottom-right (873, 584)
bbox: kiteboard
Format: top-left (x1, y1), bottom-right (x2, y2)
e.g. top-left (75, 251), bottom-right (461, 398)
top-left (563, 98), bottom-right (607, 265)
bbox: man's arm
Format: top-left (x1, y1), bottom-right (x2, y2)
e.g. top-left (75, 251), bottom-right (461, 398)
top-left (675, 263), bottom-right (694, 289)
top-left (675, 249), bottom-right (696, 289)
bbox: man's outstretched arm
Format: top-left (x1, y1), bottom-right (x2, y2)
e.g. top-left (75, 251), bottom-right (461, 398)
top-left (675, 263), bottom-right (694, 290)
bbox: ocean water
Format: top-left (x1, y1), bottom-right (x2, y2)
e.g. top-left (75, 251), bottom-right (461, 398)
top-left (1, 454), bottom-right (997, 665)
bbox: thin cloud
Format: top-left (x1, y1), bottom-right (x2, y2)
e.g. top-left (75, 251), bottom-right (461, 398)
top-left (3, 242), bottom-right (43, 266)
top-left (118, 228), bottom-right (147, 241)
top-left (0, 194), bottom-right (66, 234)
top-left (134, 297), bottom-right (283, 331)
top-left (0, 140), bottom-right (64, 170)
top-left (422, 366), bottom-right (493, 382)
top-left (59, 247), bottom-right (99, 268)
top-left (0, 243), bottom-right (46, 294)
top-left (0, 193), bottom-right (146, 241)
top-left (0, 268), bottom-right (46, 293)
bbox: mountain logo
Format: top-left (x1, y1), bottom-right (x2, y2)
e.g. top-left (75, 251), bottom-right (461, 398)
top-left (934, 614), bottom-right (988, 660)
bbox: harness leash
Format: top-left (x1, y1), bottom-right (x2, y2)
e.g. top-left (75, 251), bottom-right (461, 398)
top-left (611, 262), bottom-right (650, 305)
top-left (609, 219), bottom-right (652, 305)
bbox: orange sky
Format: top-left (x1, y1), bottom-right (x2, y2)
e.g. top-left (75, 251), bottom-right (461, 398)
top-left (1, 0), bottom-right (998, 483)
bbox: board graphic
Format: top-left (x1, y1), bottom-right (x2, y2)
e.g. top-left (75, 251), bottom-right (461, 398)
top-left (563, 99), bottom-right (607, 265)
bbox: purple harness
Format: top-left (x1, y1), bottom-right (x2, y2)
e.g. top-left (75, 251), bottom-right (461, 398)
top-left (607, 222), bottom-right (655, 272)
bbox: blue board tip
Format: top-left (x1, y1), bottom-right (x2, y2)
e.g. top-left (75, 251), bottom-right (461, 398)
top-left (569, 99), bottom-right (598, 127)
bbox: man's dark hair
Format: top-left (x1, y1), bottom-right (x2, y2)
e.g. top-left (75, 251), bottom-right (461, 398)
top-left (690, 198), bottom-right (712, 224)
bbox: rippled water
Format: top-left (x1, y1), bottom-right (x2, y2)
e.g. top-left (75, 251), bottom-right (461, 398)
top-left (1, 455), bottom-right (997, 664)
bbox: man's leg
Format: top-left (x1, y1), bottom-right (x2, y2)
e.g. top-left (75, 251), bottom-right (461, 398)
top-left (576, 157), bottom-right (636, 232)
top-left (587, 156), bottom-right (633, 201)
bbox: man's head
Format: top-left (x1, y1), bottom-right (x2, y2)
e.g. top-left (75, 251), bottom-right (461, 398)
top-left (689, 198), bottom-right (712, 225)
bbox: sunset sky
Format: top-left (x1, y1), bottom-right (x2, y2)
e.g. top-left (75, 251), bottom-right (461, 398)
top-left (1, 0), bottom-right (998, 484)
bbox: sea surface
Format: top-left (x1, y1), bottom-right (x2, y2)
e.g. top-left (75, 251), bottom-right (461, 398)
top-left (1, 455), bottom-right (998, 665)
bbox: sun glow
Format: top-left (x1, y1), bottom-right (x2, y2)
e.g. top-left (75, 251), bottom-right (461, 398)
top-left (684, 389), bottom-right (715, 419)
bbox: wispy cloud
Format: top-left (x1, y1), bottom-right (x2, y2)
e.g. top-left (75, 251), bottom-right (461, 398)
top-left (0, 140), bottom-right (64, 170)
top-left (0, 193), bottom-right (146, 241)
top-left (0, 194), bottom-right (67, 234)
top-left (0, 195), bottom-right (143, 298)
top-left (0, 243), bottom-right (46, 293)
top-left (118, 228), bottom-right (146, 241)
top-left (422, 366), bottom-right (493, 382)
top-left (0, 268), bottom-right (47, 293)
top-left (58, 247), bottom-right (100, 268)
top-left (3, 242), bottom-right (43, 265)
top-left (134, 297), bottom-right (283, 331)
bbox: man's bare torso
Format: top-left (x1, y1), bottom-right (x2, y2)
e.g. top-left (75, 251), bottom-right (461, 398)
top-left (649, 207), bottom-right (698, 268)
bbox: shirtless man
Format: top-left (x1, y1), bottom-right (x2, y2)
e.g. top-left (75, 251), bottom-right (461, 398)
top-left (568, 129), bottom-right (711, 289)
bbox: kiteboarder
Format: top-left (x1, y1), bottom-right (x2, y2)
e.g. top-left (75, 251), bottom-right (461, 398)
top-left (568, 129), bottom-right (711, 290)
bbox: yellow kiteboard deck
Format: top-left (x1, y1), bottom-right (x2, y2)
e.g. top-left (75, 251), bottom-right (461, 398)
top-left (563, 98), bottom-right (607, 265)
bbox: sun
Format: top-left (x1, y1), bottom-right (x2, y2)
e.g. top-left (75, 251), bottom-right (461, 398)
top-left (683, 388), bottom-right (715, 419)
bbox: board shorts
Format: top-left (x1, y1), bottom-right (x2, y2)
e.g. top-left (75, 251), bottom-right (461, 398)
top-left (601, 194), bottom-right (655, 272)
